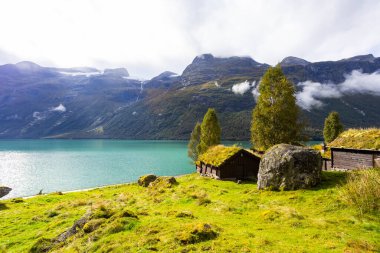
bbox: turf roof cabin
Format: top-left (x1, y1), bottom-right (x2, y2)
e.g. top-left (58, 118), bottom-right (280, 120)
top-left (328, 128), bottom-right (380, 170)
top-left (196, 145), bottom-right (261, 180)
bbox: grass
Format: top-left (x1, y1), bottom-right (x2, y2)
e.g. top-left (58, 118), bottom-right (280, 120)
top-left (340, 169), bottom-right (380, 215)
top-left (329, 128), bottom-right (380, 150)
top-left (0, 172), bottom-right (379, 252)
top-left (197, 145), bottom-right (243, 166)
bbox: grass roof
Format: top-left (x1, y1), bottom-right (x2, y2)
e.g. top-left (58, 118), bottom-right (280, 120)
top-left (197, 145), bottom-right (242, 167)
top-left (329, 128), bottom-right (380, 150)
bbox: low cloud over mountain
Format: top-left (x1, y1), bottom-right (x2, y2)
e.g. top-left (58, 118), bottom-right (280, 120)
top-left (296, 70), bottom-right (380, 110)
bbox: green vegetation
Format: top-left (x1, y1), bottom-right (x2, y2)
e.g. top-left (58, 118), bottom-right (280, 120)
top-left (0, 172), bottom-right (379, 252)
top-left (197, 108), bottom-right (221, 154)
top-left (340, 168), bottom-right (380, 215)
top-left (329, 128), bottom-right (380, 150)
top-left (251, 65), bottom-right (304, 150)
top-left (324, 111), bottom-right (344, 143)
top-left (312, 144), bottom-right (331, 159)
top-left (197, 145), bottom-right (242, 166)
top-left (188, 122), bottom-right (201, 162)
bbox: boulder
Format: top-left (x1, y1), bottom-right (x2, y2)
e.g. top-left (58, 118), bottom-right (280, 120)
top-left (258, 144), bottom-right (322, 190)
top-left (149, 176), bottom-right (177, 189)
top-left (0, 186), bottom-right (12, 198)
top-left (137, 174), bottom-right (158, 187)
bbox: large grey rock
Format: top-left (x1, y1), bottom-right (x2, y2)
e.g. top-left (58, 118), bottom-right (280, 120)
top-left (0, 186), bottom-right (12, 198)
top-left (258, 144), bottom-right (322, 190)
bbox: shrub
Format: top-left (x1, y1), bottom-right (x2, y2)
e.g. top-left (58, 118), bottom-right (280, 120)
top-left (340, 169), bottom-right (380, 214)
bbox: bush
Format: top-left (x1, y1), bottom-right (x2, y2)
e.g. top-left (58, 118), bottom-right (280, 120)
top-left (340, 169), bottom-right (380, 214)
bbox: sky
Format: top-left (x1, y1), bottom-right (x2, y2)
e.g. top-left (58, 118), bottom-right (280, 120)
top-left (0, 0), bottom-right (380, 78)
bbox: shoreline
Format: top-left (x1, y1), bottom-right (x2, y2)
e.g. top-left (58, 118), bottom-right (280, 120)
top-left (14, 173), bottom-right (194, 200)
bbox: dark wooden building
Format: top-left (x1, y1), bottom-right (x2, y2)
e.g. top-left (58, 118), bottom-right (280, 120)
top-left (327, 128), bottom-right (380, 170)
top-left (196, 145), bottom-right (261, 180)
top-left (330, 147), bottom-right (380, 170)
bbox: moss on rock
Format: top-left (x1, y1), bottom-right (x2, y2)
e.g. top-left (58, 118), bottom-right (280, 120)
top-left (138, 174), bottom-right (158, 187)
top-left (177, 223), bottom-right (218, 245)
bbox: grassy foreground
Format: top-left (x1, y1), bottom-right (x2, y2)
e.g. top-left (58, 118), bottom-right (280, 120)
top-left (0, 172), bottom-right (379, 252)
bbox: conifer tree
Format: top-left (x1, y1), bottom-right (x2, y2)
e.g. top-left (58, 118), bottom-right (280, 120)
top-left (188, 122), bottom-right (201, 162)
top-left (251, 65), bottom-right (303, 150)
top-left (323, 111), bottom-right (344, 143)
top-left (197, 108), bottom-right (221, 154)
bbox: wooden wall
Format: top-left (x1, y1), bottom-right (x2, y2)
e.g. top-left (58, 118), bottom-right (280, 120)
top-left (219, 151), bottom-right (260, 180)
top-left (332, 149), bottom-right (379, 170)
top-left (196, 151), bottom-right (260, 180)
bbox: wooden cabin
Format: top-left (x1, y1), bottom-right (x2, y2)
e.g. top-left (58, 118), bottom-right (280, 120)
top-left (196, 145), bottom-right (261, 180)
top-left (330, 147), bottom-right (380, 170)
top-left (328, 128), bottom-right (380, 170)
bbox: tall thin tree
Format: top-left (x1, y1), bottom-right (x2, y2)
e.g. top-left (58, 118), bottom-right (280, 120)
top-left (323, 111), bottom-right (344, 143)
top-left (251, 65), bottom-right (304, 150)
top-left (197, 108), bottom-right (221, 154)
top-left (188, 122), bottom-right (201, 162)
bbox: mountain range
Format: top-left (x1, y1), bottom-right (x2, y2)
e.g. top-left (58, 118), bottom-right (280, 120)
top-left (0, 54), bottom-right (380, 140)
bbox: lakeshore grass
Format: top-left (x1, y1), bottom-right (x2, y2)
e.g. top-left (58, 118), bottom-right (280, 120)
top-left (0, 172), bottom-right (379, 252)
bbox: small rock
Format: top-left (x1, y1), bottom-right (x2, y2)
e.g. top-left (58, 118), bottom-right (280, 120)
top-left (0, 186), bottom-right (11, 198)
top-left (149, 176), bottom-right (177, 189)
top-left (177, 223), bottom-right (218, 245)
top-left (176, 211), bottom-right (194, 218)
top-left (138, 174), bottom-right (157, 187)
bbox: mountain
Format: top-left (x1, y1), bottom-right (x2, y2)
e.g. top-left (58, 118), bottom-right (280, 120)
top-left (0, 54), bottom-right (380, 140)
top-left (280, 56), bottom-right (310, 67)
top-left (0, 62), bottom-right (142, 138)
top-left (180, 54), bottom-right (269, 86)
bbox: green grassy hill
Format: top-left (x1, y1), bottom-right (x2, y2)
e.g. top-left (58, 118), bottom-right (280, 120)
top-left (1, 172), bottom-right (379, 252)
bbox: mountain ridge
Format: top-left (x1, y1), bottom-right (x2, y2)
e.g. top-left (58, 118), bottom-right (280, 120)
top-left (0, 54), bottom-right (379, 140)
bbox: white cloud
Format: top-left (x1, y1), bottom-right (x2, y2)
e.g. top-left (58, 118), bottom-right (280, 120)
top-left (51, 104), bottom-right (66, 112)
top-left (232, 80), bottom-right (251, 95)
top-left (59, 71), bottom-right (101, 77)
top-left (251, 81), bottom-right (260, 101)
top-left (0, 1), bottom-right (379, 78)
top-left (296, 70), bottom-right (380, 110)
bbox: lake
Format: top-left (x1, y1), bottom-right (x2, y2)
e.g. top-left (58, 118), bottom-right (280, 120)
top-left (0, 139), bottom-right (321, 199)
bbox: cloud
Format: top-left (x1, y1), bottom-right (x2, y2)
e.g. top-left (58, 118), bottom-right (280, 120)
top-left (296, 70), bottom-right (380, 110)
top-left (232, 80), bottom-right (251, 95)
top-left (251, 81), bottom-right (259, 101)
top-left (0, 1), bottom-right (380, 78)
top-left (51, 104), bottom-right (66, 112)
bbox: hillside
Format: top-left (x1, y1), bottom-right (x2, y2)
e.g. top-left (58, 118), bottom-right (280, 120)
top-left (1, 54), bottom-right (380, 140)
top-left (0, 172), bottom-right (379, 252)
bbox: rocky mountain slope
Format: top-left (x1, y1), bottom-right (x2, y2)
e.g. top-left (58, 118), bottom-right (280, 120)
top-left (0, 54), bottom-right (379, 140)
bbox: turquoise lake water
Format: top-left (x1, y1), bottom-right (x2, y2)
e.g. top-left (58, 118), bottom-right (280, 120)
top-left (0, 140), bottom-right (320, 199)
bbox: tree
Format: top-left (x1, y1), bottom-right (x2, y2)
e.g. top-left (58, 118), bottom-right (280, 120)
top-left (188, 122), bottom-right (201, 162)
top-left (251, 65), bottom-right (304, 150)
top-left (323, 111), bottom-right (344, 143)
top-left (197, 108), bottom-right (221, 154)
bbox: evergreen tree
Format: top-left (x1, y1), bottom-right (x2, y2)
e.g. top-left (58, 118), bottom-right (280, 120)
top-left (188, 122), bottom-right (201, 162)
top-left (323, 111), bottom-right (344, 143)
top-left (197, 108), bottom-right (221, 154)
top-left (251, 65), bottom-right (304, 150)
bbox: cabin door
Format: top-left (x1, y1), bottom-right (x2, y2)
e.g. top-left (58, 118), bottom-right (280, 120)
top-left (237, 164), bottom-right (244, 179)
